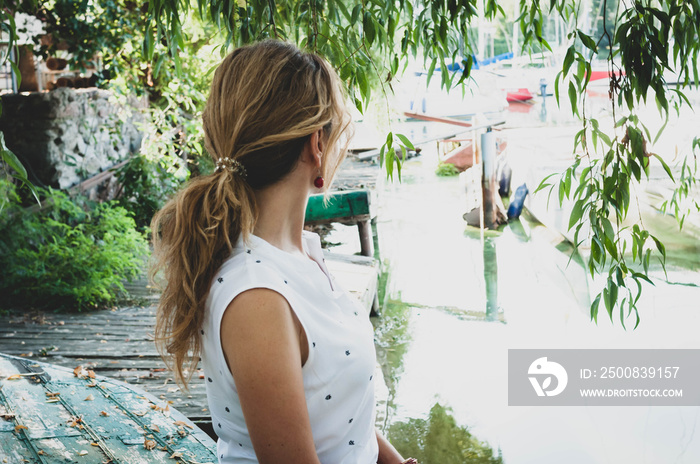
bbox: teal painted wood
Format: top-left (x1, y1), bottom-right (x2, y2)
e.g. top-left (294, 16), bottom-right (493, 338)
top-left (304, 190), bottom-right (371, 224)
top-left (0, 353), bottom-right (217, 464)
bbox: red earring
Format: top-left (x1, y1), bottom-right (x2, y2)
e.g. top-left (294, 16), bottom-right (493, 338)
top-left (314, 176), bottom-right (325, 188)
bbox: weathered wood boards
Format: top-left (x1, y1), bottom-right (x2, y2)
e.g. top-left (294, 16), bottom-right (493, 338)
top-left (0, 248), bottom-right (379, 437)
top-left (0, 353), bottom-right (217, 463)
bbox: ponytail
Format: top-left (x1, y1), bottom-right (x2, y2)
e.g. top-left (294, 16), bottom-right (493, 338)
top-left (151, 170), bottom-right (255, 387)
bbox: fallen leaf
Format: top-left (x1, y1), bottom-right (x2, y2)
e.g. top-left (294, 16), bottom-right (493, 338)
top-left (37, 451), bottom-right (45, 455)
top-left (67, 416), bottom-right (83, 428)
top-left (1, 413), bottom-right (16, 420)
top-left (173, 420), bottom-right (193, 429)
top-left (88, 370), bottom-right (96, 379)
top-left (6, 374), bottom-right (21, 380)
top-left (150, 424), bottom-right (160, 433)
top-left (73, 366), bottom-right (87, 378)
top-left (177, 428), bottom-right (187, 437)
top-left (169, 452), bottom-right (183, 459)
top-left (134, 411), bottom-right (148, 416)
top-left (91, 442), bottom-right (100, 446)
top-left (84, 394), bottom-right (95, 401)
top-left (100, 411), bottom-right (109, 417)
top-left (46, 399), bottom-right (60, 403)
top-left (14, 425), bottom-right (28, 433)
top-left (78, 450), bottom-right (88, 456)
top-left (46, 392), bottom-right (60, 398)
top-left (143, 439), bottom-right (156, 450)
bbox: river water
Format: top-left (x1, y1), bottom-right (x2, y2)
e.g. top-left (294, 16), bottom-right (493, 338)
top-left (331, 89), bottom-right (700, 463)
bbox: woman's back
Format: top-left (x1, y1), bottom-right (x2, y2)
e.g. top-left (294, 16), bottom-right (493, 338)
top-left (201, 231), bottom-right (378, 463)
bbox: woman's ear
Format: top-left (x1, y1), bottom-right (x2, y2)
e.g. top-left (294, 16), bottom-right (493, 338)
top-left (306, 129), bottom-right (325, 168)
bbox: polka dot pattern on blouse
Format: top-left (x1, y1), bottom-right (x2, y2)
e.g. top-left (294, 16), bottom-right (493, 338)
top-left (200, 231), bottom-right (379, 463)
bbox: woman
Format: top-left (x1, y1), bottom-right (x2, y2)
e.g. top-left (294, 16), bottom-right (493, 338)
top-left (151, 40), bottom-right (415, 464)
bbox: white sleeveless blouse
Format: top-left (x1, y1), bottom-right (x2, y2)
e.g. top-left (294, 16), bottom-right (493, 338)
top-left (201, 231), bottom-right (379, 464)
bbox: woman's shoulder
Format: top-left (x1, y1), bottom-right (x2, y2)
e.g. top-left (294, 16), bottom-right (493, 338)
top-left (215, 246), bottom-right (287, 292)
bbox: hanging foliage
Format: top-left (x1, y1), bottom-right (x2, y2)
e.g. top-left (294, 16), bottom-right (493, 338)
top-left (1, 0), bottom-right (699, 325)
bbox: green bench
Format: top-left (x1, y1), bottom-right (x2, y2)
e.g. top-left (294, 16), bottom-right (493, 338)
top-left (304, 189), bottom-right (373, 257)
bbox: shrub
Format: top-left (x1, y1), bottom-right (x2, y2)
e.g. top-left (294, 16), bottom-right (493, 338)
top-left (0, 179), bottom-right (149, 311)
top-left (435, 162), bottom-right (461, 177)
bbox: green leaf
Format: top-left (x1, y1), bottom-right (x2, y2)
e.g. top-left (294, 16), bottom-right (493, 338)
top-left (590, 293), bottom-right (601, 323)
top-left (651, 153), bottom-right (675, 182)
top-left (356, 68), bottom-right (370, 103)
top-left (577, 30), bottom-right (598, 53)
top-left (0, 134), bottom-right (27, 179)
top-left (568, 81), bottom-right (578, 116)
top-left (396, 133), bottom-right (414, 150)
top-left (651, 234), bottom-right (666, 259)
top-left (569, 199), bottom-right (584, 230)
top-left (363, 12), bottom-right (375, 46)
top-left (534, 173), bottom-right (557, 194)
top-left (10, 61), bottom-right (21, 89)
top-left (426, 58), bottom-right (437, 87)
top-left (562, 45), bottom-right (576, 76)
top-left (351, 4), bottom-right (361, 25)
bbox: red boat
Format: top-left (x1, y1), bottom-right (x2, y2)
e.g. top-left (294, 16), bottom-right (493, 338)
top-left (506, 88), bottom-right (533, 103)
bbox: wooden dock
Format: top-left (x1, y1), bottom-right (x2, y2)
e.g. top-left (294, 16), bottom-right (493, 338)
top-left (0, 252), bottom-right (379, 438)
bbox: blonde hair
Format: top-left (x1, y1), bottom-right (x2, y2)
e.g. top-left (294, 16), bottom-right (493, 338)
top-left (151, 40), bottom-right (352, 387)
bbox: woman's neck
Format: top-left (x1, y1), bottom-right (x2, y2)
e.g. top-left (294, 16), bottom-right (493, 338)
top-left (252, 177), bottom-right (311, 257)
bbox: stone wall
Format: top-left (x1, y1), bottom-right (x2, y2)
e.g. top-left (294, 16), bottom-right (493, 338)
top-left (0, 87), bottom-right (146, 190)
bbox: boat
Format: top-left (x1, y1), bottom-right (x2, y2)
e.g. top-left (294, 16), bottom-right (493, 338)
top-left (0, 353), bottom-right (217, 463)
top-left (505, 88), bottom-right (534, 103)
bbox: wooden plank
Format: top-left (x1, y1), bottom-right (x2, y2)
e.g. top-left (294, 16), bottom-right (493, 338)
top-left (324, 252), bottom-right (378, 315)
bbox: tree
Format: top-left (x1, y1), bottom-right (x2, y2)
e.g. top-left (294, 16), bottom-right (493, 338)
top-left (3, 0), bottom-right (699, 327)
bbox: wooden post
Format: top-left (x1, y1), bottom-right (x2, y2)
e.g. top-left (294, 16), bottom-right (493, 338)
top-left (357, 220), bottom-right (373, 257)
top-left (481, 129), bottom-right (497, 229)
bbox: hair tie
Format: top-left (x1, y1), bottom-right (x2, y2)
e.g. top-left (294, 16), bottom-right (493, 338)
top-left (215, 157), bottom-right (247, 178)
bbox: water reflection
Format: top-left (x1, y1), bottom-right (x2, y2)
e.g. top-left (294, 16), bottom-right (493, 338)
top-left (387, 403), bottom-right (503, 464)
top-left (328, 107), bottom-right (700, 462)
top-left (483, 237), bottom-right (499, 322)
